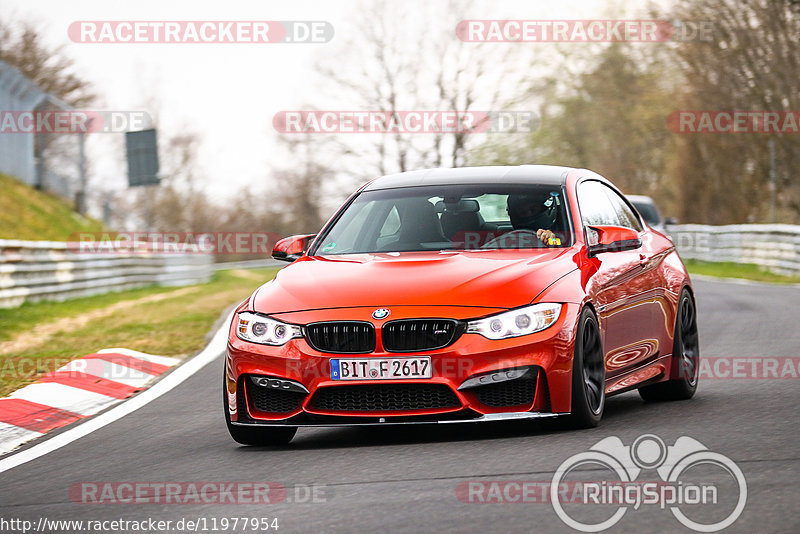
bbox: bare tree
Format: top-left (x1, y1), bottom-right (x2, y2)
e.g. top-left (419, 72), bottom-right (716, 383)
top-left (271, 134), bottom-right (333, 234)
top-left (669, 0), bottom-right (800, 223)
top-left (316, 0), bottom-right (520, 177)
top-left (112, 131), bottom-right (219, 232)
top-left (471, 43), bottom-right (676, 202)
top-left (0, 18), bottom-right (94, 106)
top-left (471, 0), bottom-right (799, 224)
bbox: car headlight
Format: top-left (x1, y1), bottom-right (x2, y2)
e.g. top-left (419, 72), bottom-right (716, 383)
top-left (466, 303), bottom-right (562, 340)
top-left (235, 312), bottom-right (303, 346)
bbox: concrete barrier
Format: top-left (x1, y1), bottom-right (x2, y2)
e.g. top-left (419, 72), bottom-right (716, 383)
top-left (667, 224), bottom-right (800, 276)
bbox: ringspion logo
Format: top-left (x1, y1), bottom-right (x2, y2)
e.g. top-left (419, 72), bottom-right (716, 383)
top-left (551, 434), bottom-right (747, 532)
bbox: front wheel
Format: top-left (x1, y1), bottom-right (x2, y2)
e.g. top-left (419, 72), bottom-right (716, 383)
top-left (565, 307), bottom-right (605, 428)
top-left (639, 288), bottom-right (699, 402)
top-left (223, 374), bottom-right (297, 446)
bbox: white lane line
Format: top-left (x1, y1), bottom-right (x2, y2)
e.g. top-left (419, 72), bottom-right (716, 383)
top-left (9, 383), bottom-right (120, 416)
top-left (0, 423), bottom-right (43, 455)
top-left (0, 311), bottom-right (232, 474)
top-left (58, 359), bottom-right (154, 388)
top-left (97, 348), bottom-right (181, 367)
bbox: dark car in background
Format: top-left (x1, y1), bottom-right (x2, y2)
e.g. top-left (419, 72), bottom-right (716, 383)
top-left (627, 195), bottom-right (677, 233)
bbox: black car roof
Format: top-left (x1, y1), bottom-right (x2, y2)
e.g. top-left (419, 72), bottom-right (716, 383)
top-left (363, 165), bottom-right (575, 191)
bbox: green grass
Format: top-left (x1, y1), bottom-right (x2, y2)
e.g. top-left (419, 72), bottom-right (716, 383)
top-left (0, 268), bottom-right (279, 396)
top-left (684, 259), bottom-right (800, 284)
top-left (0, 172), bottom-right (103, 240)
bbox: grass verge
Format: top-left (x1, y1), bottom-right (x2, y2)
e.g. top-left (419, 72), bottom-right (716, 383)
top-left (683, 259), bottom-right (800, 284)
top-left (0, 268), bottom-right (279, 397)
top-left (0, 173), bottom-right (104, 240)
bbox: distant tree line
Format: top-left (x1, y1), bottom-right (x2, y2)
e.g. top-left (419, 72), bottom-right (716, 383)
top-left (3, 1), bottom-right (799, 242)
top-left (278, 0), bottom-right (800, 228)
top-left (473, 0), bottom-right (799, 224)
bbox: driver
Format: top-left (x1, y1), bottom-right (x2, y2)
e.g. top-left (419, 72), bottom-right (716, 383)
top-left (507, 192), bottom-right (561, 245)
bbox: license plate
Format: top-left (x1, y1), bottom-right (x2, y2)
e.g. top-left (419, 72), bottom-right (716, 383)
top-left (330, 357), bottom-right (432, 380)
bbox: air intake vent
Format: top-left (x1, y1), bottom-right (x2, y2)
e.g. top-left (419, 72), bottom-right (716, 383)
top-left (474, 376), bottom-right (537, 408)
top-left (306, 322), bottom-right (376, 353)
top-left (382, 319), bottom-right (462, 352)
top-left (249, 385), bottom-right (306, 413)
top-left (244, 375), bottom-right (307, 414)
top-left (311, 383), bottom-right (461, 412)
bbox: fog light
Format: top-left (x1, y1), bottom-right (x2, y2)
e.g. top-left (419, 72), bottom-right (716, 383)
top-left (457, 367), bottom-right (532, 390)
top-left (249, 376), bottom-right (309, 394)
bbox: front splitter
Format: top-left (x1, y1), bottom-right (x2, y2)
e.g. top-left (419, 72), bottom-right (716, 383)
top-left (231, 411), bottom-right (566, 427)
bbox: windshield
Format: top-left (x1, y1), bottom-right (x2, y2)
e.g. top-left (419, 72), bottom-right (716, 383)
top-left (313, 184), bottom-right (573, 255)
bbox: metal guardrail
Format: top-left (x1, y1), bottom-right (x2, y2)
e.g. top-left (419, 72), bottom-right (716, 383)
top-left (668, 224), bottom-right (800, 276)
top-left (0, 239), bottom-right (213, 308)
top-left (212, 259), bottom-right (283, 270)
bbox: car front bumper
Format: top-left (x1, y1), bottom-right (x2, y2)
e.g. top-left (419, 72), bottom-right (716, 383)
top-left (225, 303), bottom-right (580, 425)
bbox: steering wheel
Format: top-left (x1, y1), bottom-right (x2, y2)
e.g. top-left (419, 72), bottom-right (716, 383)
top-left (481, 229), bottom-right (547, 249)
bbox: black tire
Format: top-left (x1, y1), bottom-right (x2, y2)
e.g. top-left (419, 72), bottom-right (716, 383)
top-left (223, 374), bottom-right (297, 446)
top-left (639, 288), bottom-right (699, 402)
top-left (565, 307), bottom-right (605, 428)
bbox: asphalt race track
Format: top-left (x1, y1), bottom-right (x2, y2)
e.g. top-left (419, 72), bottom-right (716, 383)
top-left (1, 278), bottom-right (798, 534)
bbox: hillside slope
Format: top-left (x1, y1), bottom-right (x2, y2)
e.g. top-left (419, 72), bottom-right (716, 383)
top-left (0, 173), bottom-right (103, 241)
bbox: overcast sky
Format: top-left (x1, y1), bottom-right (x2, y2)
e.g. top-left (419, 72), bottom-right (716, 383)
top-left (3, 0), bottom-right (660, 212)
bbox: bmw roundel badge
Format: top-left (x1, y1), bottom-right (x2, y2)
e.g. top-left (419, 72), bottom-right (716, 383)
top-left (372, 308), bottom-right (390, 320)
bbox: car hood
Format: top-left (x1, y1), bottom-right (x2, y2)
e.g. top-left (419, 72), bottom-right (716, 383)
top-left (251, 249), bottom-right (579, 313)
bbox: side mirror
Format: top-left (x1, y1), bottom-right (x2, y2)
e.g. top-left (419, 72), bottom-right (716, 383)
top-left (272, 234), bottom-right (316, 262)
top-left (586, 225), bottom-right (641, 256)
top-left (664, 216), bottom-right (679, 226)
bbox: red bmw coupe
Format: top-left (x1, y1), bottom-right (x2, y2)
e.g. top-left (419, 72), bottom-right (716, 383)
top-left (224, 165), bottom-right (699, 445)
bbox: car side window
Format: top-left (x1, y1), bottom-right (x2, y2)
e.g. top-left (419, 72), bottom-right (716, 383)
top-left (577, 181), bottom-right (620, 226)
top-left (604, 187), bottom-right (643, 232)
